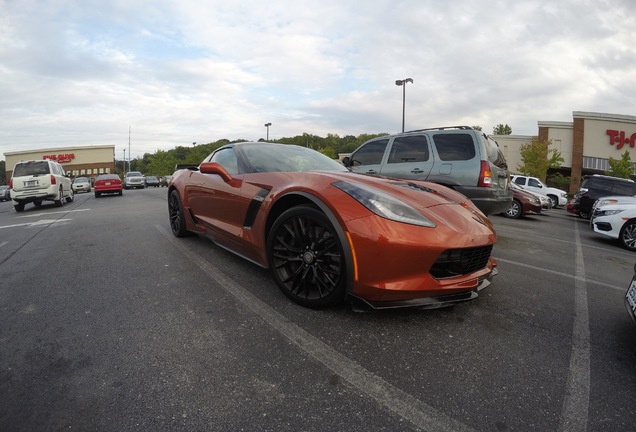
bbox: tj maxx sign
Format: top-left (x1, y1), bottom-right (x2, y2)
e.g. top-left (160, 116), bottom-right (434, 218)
top-left (607, 130), bottom-right (636, 150)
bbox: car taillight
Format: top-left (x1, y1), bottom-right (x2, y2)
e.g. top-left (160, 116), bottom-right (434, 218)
top-left (50, 175), bottom-right (56, 185)
top-left (478, 161), bottom-right (492, 187)
top-left (9, 178), bottom-right (13, 188)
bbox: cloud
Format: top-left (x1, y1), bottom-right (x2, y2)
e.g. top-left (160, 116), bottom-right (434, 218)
top-left (1, 0), bottom-right (635, 161)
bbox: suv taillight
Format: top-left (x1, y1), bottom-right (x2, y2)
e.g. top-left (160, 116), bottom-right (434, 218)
top-left (478, 161), bottom-right (492, 187)
top-left (9, 178), bottom-right (13, 188)
top-left (50, 175), bottom-right (56, 185)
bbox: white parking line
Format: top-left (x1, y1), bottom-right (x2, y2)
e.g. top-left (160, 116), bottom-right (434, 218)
top-left (15, 208), bottom-right (91, 219)
top-left (0, 219), bottom-right (73, 229)
top-left (0, 241), bottom-right (7, 248)
top-left (155, 224), bottom-right (478, 432)
top-left (558, 221), bottom-right (591, 432)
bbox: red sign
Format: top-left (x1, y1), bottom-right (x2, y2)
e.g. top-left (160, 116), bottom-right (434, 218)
top-left (43, 153), bottom-right (75, 163)
top-left (607, 130), bottom-right (636, 150)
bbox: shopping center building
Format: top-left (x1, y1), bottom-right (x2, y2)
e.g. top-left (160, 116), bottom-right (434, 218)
top-left (4, 145), bottom-right (116, 180)
top-left (495, 111), bottom-right (636, 194)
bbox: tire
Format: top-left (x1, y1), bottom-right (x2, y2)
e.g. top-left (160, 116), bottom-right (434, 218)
top-left (547, 195), bottom-right (558, 208)
top-left (168, 190), bottom-right (190, 237)
top-left (579, 211), bottom-right (590, 219)
top-left (14, 202), bottom-right (25, 212)
top-left (118, 190), bottom-right (123, 196)
top-left (619, 220), bottom-right (636, 251)
top-left (504, 199), bottom-right (522, 219)
top-left (33, 200), bottom-right (42, 207)
top-left (267, 205), bottom-right (347, 308)
top-left (54, 187), bottom-right (64, 207)
top-left (66, 188), bottom-right (74, 203)
top-left (95, 192), bottom-right (101, 198)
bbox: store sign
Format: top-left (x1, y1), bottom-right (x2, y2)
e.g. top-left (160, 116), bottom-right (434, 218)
top-left (43, 153), bottom-right (75, 163)
top-left (607, 129), bottom-right (636, 150)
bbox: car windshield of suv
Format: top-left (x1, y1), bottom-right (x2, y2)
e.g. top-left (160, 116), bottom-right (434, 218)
top-left (126, 172), bottom-right (143, 177)
top-left (13, 161), bottom-right (50, 177)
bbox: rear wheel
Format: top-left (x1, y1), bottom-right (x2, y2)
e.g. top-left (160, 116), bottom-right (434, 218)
top-left (619, 220), bottom-right (636, 251)
top-left (54, 187), bottom-right (64, 207)
top-left (95, 192), bottom-right (101, 198)
top-left (267, 205), bottom-right (346, 308)
top-left (33, 200), bottom-right (42, 207)
top-left (14, 202), bottom-right (25, 212)
top-left (504, 199), bottom-right (522, 219)
top-left (168, 190), bottom-right (190, 237)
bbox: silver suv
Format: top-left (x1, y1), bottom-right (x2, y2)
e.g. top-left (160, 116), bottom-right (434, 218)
top-left (342, 126), bottom-right (512, 215)
top-left (124, 171), bottom-right (146, 189)
top-left (10, 159), bottom-right (74, 212)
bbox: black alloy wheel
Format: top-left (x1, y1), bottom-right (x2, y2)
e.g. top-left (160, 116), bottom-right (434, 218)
top-left (620, 220), bottom-right (636, 251)
top-left (168, 190), bottom-right (190, 237)
top-left (267, 205), bottom-right (346, 308)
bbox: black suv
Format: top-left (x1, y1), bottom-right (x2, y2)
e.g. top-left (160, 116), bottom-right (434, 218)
top-left (342, 126), bottom-right (512, 215)
top-left (570, 174), bottom-right (636, 219)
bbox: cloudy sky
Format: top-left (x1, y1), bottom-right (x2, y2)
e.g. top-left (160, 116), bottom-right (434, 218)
top-left (1, 0), bottom-right (635, 160)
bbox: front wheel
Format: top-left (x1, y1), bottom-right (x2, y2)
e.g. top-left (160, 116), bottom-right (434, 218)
top-left (66, 188), bottom-right (74, 203)
top-left (267, 205), bottom-right (346, 308)
top-left (619, 220), bottom-right (636, 251)
top-left (547, 195), bottom-right (558, 208)
top-left (503, 199), bottom-right (522, 219)
top-left (168, 190), bottom-right (190, 237)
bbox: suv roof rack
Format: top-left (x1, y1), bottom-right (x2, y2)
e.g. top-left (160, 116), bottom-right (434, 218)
top-left (404, 126), bottom-right (474, 133)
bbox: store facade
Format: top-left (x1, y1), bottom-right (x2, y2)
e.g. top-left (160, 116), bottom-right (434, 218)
top-left (495, 111), bottom-right (636, 194)
top-left (4, 145), bottom-right (116, 180)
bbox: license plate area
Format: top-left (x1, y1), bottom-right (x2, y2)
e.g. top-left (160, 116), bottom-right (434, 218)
top-left (25, 180), bottom-right (38, 187)
top-left (105, 182), bottom-right (111, 185)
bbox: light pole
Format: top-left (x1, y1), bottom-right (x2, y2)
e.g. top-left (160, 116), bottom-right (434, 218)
top-left (264, 122), bottom-right (271, 141)
top-left (395, 78), bottom-right (413, 132)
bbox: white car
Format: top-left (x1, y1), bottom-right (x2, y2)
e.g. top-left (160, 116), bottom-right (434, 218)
top-left (511, 175), bottom-right (568, 208)
top-left (72, 176), bottom-right (91, 193)
top-left (10, 159), bottom-right (74, 212)
top-left (124, 171), bottom-right (146, 189)
top-left (591, 202), bottom-right (636, 251)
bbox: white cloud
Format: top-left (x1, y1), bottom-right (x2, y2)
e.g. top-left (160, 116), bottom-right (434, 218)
top-left (1, 0), bottom-right (636, 161)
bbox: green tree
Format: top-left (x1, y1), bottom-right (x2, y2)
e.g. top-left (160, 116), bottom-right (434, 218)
top-left (605, 150), bottom-right (635, 178)
top-left (493, 124), bottom-right (512, 135)
top-left (472, 125), bottom-right (482, 131)
top-left (517, 137), bottom-right (564, 181)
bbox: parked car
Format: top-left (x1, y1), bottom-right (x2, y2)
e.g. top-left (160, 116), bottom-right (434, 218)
top-left (0, 185), bottom-right (10, 202)
top-left (518, 184), bottom-right (552, 210)
top-left (501, 182), bottom-right (542, 218)
top-left (590, 195), bottom-right (636, 224)
top-left (94, 174), bottom-right (123, 197)
top-left (590, 201), bottom-right (636, 251)
top-left (123, 171), bottom-right (145, 189)
top-left (9, 159), bottom-right (74, 212)
top-left (72, 177), bottom-right (91, 193)
top-left (160, 175), bottom-right (172, 187)
top-left (510, 175), bottom-right (568, 208)
top-left (341, 126), bottom-right (512, 215)
top-left (626, 263), bottom-right (636, 325)
top-left (568, 174), bottom-right (636, 219)
top-left (169, 142), bottom-right (498, 310)
top-left (145, 176), bottom-right (160, 187)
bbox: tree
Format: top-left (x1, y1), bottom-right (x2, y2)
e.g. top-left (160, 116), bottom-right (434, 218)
top-left (472, 125), bottom-right (482, 131)
top-left (492, 124), bottom-right (512, 135)
top-left (605, 150), bottom-right (635, 179)
top-left (517, 137), bottom-right (564, 181)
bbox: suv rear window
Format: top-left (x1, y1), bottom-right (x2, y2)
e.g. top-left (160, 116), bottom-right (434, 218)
top-left (432, 134), bottom-right (476, 161)
top-left (387, 135), bottom-right (429, 164)
top-left (13, 161), bottom-right (51, 177)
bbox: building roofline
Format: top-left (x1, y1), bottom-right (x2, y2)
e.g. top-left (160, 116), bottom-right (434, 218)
top-left (572, 111), bottom-right (636, 122)
top-left (538, 121), bottom-right (573, 129)
top-left (3, 144), bottom-right (115, 157)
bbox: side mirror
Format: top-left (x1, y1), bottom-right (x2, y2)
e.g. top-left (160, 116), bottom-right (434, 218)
top-left (341, 156), bottom-right (351, 168)
top-left (200, 162), bottom-right (233, 182)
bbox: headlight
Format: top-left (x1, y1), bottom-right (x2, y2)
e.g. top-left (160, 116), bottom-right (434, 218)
top-left (597, 199), bottom-right (618, 207)
top-left (597, 209), bottom-right (623, 217)
top-left (333, 181), bottom-right (436, 227)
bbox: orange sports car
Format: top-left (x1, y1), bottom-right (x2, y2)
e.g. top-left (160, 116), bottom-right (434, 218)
top-left (168, 142), bottom-right (497, 310)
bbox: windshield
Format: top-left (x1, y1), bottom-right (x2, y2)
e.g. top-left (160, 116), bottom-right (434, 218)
top-left (126, 172), bottom-right (143, 177)
top-left (238, 143), bottom-right (348, 173)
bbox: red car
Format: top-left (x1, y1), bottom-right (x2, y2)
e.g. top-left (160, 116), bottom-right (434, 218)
top-left (94, 174), bottom-right (123, 197)
top-left (168, 142), bottom-right (498, 310)
top-left (501, 182), bottom-right (542, 218)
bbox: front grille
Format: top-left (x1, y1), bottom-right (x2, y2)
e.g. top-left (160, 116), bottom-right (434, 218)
top-left (430, 245), bottom-right (493, 279)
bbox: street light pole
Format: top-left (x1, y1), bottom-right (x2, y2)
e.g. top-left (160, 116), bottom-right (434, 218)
top-left (123, 149), bottom-right (126, 174)
top-left (395, 78), bottom-right (413, 132)
top-left (264, 123), bottom-right (272, 141)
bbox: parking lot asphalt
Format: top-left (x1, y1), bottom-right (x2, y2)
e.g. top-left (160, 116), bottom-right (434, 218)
top-left (0, 188), bottom-right (634, 432)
